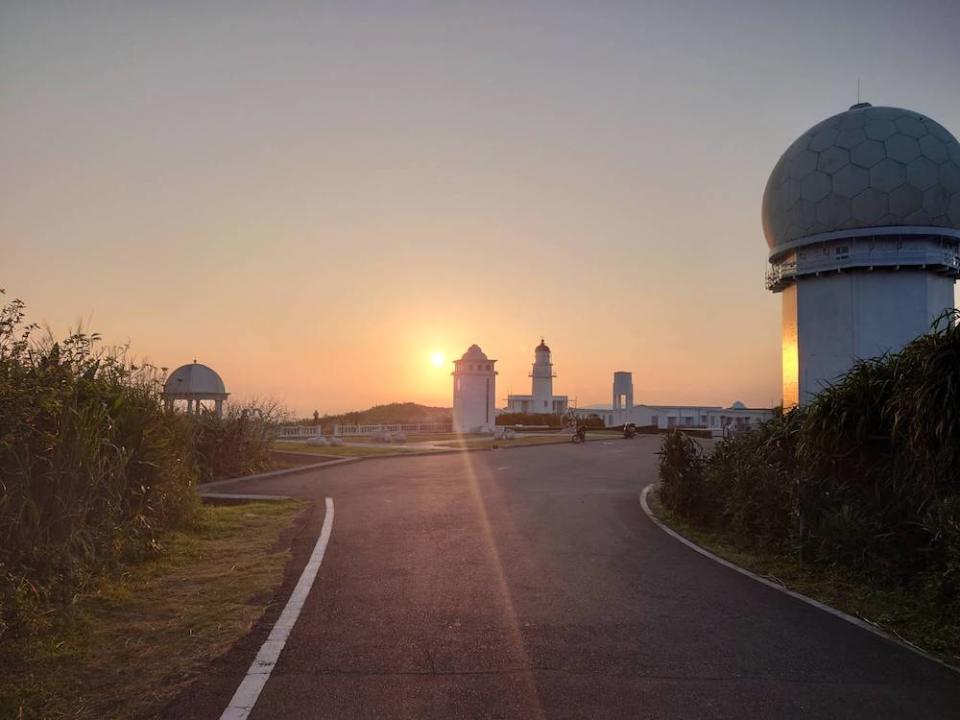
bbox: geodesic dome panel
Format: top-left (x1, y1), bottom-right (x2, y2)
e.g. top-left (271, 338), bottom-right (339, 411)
top-left (762, 105), bottom-right (960, 251)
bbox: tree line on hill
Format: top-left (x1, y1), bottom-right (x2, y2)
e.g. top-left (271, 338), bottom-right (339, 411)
top-left (297, 402), bottom-right (451, 429)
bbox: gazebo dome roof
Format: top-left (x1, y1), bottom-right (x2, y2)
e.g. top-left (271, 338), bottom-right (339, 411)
top-left (163, 362), bottom-right (228, 397)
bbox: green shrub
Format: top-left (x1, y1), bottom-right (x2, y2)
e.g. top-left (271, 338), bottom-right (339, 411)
top-left (0, 293), bottom-right (293, 638)
top-left (706, 414), bottom-right (798, 552)
top-left (0, 294), bottom-right (202, 637)
top-left (190, 400), bottom-right (283, 484)
top-left (657, 429), bottom-right (707, 520)
top-left (657, 311), bottom-right (960, 615)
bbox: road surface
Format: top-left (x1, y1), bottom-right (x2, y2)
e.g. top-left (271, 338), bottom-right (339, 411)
top-left (166, 438), bottom-right (960, 719)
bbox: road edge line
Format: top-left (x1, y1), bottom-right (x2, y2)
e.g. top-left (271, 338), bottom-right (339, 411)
top-left (219, 496), bottom-right (336, 720)
top-left (639, 483), bottom-right (959, 676)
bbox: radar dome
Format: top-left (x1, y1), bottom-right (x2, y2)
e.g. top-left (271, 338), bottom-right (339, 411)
top-left (762, 104), bottom-right (960, 255)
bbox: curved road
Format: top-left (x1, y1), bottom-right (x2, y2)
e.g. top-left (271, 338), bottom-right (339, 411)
top-left (167, 439), bottom-right (960, 719)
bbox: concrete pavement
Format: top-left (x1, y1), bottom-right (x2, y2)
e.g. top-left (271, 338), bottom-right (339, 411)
top-left (165, 438), bottom-right (960, 719)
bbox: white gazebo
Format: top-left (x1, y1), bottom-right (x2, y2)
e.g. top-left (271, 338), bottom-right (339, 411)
top-left (162, 361), bottom-right (229, 417)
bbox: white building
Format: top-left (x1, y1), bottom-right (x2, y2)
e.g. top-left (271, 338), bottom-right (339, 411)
top-left (452, 345), bottom-right (497, 433)
top-left (505, 339), bottom-right (569, 415)
top-left (162, 361), bottom-right (229, 417)
top-left (573, 371), bottom-right (774, 434)
top-left (763, 102), bottom-right (960, 406)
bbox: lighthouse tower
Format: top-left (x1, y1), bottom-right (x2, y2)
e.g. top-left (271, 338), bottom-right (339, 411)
top-left (763, 103), bottom-right (960, 406)
top-left (452, 345), bottom-right (497, 433)
top-left (530, 338), bottom-right (556, 413)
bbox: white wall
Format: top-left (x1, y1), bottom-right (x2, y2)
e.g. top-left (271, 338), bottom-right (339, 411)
top-left (574, 404), bottom-right (774, 429)
top-left (530, 347), bottom-right (554, 412)
top-left (792, 271), bottom-right (954, 404)
top-left (613, 372), bottom-right (633, 410)
top-left (453, 369), bottom-right (496, 432)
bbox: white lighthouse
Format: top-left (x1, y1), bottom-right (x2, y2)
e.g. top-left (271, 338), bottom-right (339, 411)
top-left (505, 339), bottom-right (569, 414)
top-left (452, 345), bottom-right (497, 433)
top-left (531, 339), bottom-right (555, 412)
top-left (763, 103), bottom-right (960, 406)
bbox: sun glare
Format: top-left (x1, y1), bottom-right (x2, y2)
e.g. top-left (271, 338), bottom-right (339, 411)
top-left (430, 351), bottom-right (445, 368)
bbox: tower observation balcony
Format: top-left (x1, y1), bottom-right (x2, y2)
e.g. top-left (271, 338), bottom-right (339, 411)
top-left (766, 227), bottom-right (960, 292)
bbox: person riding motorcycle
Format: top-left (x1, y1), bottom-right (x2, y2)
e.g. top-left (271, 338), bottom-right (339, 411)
top-left (573, 423), bottom-right (587, 443)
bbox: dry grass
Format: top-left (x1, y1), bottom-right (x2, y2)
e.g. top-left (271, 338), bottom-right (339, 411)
top-left (0, 500), bottom-right (304, 720)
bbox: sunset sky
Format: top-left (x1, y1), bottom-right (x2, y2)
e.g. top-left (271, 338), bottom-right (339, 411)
top-left (4, 1), bottom-right (959, 415)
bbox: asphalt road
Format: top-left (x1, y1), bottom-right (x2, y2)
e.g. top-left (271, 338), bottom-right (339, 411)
top-left (166, 438), bottom-right (960, 719)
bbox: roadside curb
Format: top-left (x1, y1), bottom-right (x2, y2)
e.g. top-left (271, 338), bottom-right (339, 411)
top-left (639, 483), bottom-right (960, 676)
top-left (200, 492), bottom-right (294, 504)
top-left (199, 458), bottom-right (361, 490)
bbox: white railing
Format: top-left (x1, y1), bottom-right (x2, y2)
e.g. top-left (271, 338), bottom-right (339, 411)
top-left (279, 425), bottom-right (326, 438)
top-left (332, 422), bottom-right (452, 436)
top-left (767, 239), bottom-right (960, 290)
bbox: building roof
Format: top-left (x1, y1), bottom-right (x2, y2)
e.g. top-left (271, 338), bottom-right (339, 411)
top-left (762, 103), bottom-right (960, 251)
top-left (163, 362), bottom-right (228, 397)
top-left (460, 344), bottom-right (489, 361)
top-left (536, 338), bottom-right (551, 353)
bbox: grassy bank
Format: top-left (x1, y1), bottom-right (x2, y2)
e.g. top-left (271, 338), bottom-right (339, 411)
top-left (648, 488), bottom-right (960, 667)
top-left (0, 500), bottom-right (304, 720)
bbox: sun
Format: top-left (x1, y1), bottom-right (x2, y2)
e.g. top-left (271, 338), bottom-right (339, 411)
top-left (430, 351), bottom-right (445, 368)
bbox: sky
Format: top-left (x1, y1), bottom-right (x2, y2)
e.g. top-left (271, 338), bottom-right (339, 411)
top-left (3, 1), bottom-right (959, 415)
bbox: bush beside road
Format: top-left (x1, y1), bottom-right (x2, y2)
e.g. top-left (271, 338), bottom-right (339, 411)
top-left (655, 315), bottom-right (960, 666)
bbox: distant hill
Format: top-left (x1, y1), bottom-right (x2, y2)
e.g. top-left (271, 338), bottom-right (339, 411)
top-left (298, 402), bottom-right (451, 426)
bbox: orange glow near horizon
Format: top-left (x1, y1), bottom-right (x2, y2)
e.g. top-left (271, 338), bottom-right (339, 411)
top-left (6, 4), bottom-right (956, 416)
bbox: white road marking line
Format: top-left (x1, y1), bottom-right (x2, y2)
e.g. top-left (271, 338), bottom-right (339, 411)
top-left (220, 497), bottom-right (335, 720)
top-left (639, 484), bottom-right (959, 676)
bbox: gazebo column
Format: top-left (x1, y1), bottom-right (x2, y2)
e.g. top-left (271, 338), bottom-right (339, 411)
top-left (187, 398), bottom-right (193, 414)
top-left (215, 398), bottom-right (223, 417)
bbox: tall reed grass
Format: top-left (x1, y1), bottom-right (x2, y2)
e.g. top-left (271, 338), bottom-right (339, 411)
top-left (0, 293), bottom-right (282, 639)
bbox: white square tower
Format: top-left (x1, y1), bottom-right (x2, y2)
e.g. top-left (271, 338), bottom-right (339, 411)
top-left (452, 345), bottom-right (497, 433)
